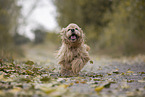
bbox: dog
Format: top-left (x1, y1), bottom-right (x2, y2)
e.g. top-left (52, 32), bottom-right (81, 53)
top-left (57, 23), bottom-right (90, 76)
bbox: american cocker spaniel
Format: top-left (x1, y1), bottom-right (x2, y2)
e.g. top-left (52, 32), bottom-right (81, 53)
top-left (57, 23), bottom-right (90, 76)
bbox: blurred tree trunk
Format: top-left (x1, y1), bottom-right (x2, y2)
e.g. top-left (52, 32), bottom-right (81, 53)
top-left (0, 0), bottom-right (21, 58)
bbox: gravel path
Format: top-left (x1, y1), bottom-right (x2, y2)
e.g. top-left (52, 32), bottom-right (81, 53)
top-left (66, 56), bottom-right (145, 97)
top-left (22, 45), bottom-right (145, 97)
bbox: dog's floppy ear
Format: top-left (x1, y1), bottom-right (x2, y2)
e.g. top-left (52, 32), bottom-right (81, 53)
top-left (79, 28), bottom-right (85, 38)
top-left (60, 28), bottom-right (66, 35)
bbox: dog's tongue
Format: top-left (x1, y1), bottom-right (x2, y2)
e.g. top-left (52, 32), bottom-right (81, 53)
top-left (71, 35), bottom-right (76, 39)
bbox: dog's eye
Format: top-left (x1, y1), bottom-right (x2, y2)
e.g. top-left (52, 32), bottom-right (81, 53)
top-left (68, 29), bottom-right (71, 31)
top-left (75, 28), bottom-right (78, 30)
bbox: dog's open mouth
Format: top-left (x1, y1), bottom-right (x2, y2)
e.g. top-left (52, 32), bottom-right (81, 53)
top-left (69, 34), bottom-right (78, 42)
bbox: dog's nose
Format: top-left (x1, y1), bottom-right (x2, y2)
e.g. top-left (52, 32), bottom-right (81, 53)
top-left (71, 29), bottom-right (75, 32)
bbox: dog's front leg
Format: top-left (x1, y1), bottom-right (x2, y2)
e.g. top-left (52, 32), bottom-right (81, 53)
top-left (60, 64), bottom-right (74, 76)
top-left (71, 59), bottom-right (84, 74)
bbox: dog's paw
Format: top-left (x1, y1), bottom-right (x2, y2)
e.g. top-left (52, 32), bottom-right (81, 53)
top-left (60, 68), bottom-right (74, 76)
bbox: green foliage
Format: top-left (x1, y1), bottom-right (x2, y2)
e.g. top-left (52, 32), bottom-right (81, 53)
top-left (98, 0), bottom-right (145, 55)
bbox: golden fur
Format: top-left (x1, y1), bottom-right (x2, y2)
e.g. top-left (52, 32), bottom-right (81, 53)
top-left (57, 23), bottom-right (90, 76)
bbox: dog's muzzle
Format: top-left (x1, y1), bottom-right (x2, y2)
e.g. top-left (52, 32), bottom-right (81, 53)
top-left (71, 29), bottom-right (75, 32)
top-left (70, 34), bottom-right (77, 39)
top-left (69, 30), bottom-right (78, 42)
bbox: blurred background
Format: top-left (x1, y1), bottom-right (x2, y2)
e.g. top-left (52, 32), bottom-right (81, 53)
top-left (0, 0), bottom-right (145, 60)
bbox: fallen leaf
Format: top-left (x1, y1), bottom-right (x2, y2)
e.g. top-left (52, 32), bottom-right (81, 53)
top-left (93, 78), bottom-right (101, 81)
top-left (25, 60), bottom-right (34, 65)
top-left (9, 87), bottom-right (22, 93)
top-left (127, 80), bottom-right (134, 83)
top-left (80, 81), bottom-right (86, 84)
top-left (40, 76), bottom-right (51, 82)
top-left (49, 87), bottom-right (68, 97)
top-left (126, 71), bottom-right (134, 73)
top-left (69, 83), bottom-right (74, 86)
top-left (113, 71), bottom-right (120, 74)
top-left (104, 82), bottom-right (111, 88)
top-left (58, 84), bottom-right (69, 88)
top-left (107, 73), bottom-right (112, 75)
top-left (0, 73), bottom-right (4, 79)
top-left (40, 86), bottom-right (56, 94)
top-left (95, 86), bottom-right (104, 92)
top-left (138, 80), bottom-right (145, 83)
top-left (116, 68), bottom-right (119, 71)
top-left (0, 90), bottom-right (4, 96)
top-left (121, 83), bottom-right (130, 89)
top-left (126, 91), bottom-right (134, 96)
top-left (75, 81), bottom-right (79, 84)
top-left (90, 60), bottom-right (93, 64)
top-left (0, 73), bottom-right (8, 81)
